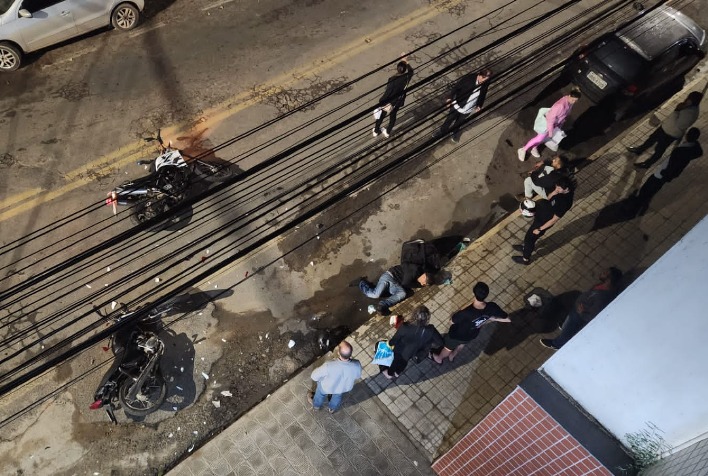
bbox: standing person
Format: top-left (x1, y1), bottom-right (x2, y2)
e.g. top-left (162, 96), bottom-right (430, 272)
top-left (517, 89), bottom-right (581, 161)
top-left (382, 306), bottom-right (443, 379)
top-left (631, 127), bottom-right (703, 216)
top-left (516, 155), bottom-right (569, 201)
top-left (540, 267), bottom-right (623, 350)
top-left (373, 54), bottom-right (414, 139)
top-left (512, 175), bottom-right (574, 265)
top-left (432, 282), bottom-right (510, 364)
top-left (438, 68), bottom-right (492, 143)
top-left (308, 341), bottom-right (362, 413)
top-left (358, 264), bottom-right (430, 315)
top-left (628, 91), bottom-right (702, 168)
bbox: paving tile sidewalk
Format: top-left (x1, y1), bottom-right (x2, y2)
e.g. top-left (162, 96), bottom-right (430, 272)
top-left (170, 74), bottom-right (708, 475)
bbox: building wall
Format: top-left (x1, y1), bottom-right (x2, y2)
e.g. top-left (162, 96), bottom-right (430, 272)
top-left (542, 216), bottom-right (708, 450)
top-left (432, 387), bottom-right (612, 476)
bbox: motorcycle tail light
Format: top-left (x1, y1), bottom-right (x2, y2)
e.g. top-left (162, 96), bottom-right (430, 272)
top-left (89, 400), bottom-right (104, 410)
top-left (623, 84), bottom-right (638, 95)
top-left (105, 198), bottom-right (115, 206)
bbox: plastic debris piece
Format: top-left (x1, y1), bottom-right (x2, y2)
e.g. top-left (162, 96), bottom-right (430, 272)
top-left (212, 400), bottom-right (221, 408)
top-left (201, 372), bottom-right (209, 380)
top-left (154, 278), bottom-right (161, 283)
top-left (414, 461), bottom-right (418, 467)
top-left (367, 305), bottom-right (376, 315)
top-left (177, 427), bottom-right (181, 431)
top-left (85, 284), bottom-right (92, 289)
top-left (106, 267), bottom-right (111, 272)
top-left (220, 391), bottom-right (232, 397)
top-left (111, 301), bottom-right (117, 310)
top-left (180, 367), bottom-right (184, 372)
top-left (173, 407), bottom-right (178, 411)
top-left (288, 340), bottom-right (295, 348)
top-left (168, 433), bottom-right (173, 438)
top-left (187, 444), bottom-right (195, 452)
top-left (265, 333), bottom-right (269, 339)
top-left (176, 386), bottom-right (183, 391)
top-left (193, 431), bottom-right (198, 435)
top-left (201, 357), bottom-right (205, 361)
top-left (221, 338), bottom-right (226, 343)
top-left (527, 294), bottom-right (543, 308)
top-left (309, 261), bottom-right (314, 266)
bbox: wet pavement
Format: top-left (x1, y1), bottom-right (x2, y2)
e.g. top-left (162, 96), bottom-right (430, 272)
top-left (168, 71), bottom-right (708, 474)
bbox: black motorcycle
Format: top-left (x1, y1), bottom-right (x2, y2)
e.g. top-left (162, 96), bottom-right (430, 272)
top-left (90, 304), bottom-right (169, 423)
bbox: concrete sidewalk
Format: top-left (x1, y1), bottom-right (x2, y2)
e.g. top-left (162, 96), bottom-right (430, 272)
top-left (169, 74), bottom-right (708, 475)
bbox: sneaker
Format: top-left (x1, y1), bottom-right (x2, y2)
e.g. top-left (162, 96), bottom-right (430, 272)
top-left (328, 408), bottom-right (336, 414)
top-left (517, 148), bottom-right (526, 161)
top-left (376, 303), bottom-right (391, 316)
top-left (530, 147), bottom-right (541, 158)
top-left (372, 128), bottom-right (379, 137)
top-left (626, 146), bottom-right (643, 154)
top-left (381, 128), bottom-right (390, 139)
top-left (539, 338), bottom-right (559, 350)
top-left (307, 392), bottom-right (321, 410)
top-left (451, 135), bottom-right (460, 143)
top-left (512, 255), bottom-right (530, 265)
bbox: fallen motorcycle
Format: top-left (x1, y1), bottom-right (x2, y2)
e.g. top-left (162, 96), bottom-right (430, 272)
top-left (106, 130), bottom-right (234, 224)
top-left (89, 303), bottom-right (170, 423)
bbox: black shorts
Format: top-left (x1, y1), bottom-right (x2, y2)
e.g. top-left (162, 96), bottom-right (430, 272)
top-left (443, 334), bottom-right (469, 350)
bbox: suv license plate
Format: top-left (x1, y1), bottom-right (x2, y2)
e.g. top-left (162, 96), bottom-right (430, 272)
top-left (586, 71), bottom-right (607, 89)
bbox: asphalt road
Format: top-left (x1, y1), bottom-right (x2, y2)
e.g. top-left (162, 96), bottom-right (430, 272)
top-left (0, 0), bottom-right (706, 474)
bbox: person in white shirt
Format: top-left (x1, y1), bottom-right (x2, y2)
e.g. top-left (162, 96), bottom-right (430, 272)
top-left (308, 341), bottom-right (362, 414)
top-left (438, 69), bottom-right (492, 143)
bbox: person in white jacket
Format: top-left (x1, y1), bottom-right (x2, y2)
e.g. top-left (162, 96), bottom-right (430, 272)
top-left (308, 341), bottom-right (362, 413)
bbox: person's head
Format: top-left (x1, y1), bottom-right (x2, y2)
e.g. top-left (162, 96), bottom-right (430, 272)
top-left (686, 127), bottom-right (700, 142)
top-left (396, 61), bottom-right (407, 74)
top-left (476, 68), bottom-right (492, 84)
top-left (411, 305), bottom-right (431, 327)
top-left (472, 282), bottom-right (490, 302)
top-left (567, 88), bottom-right (582, 104)
top-left (599, 267), bottom-right (623, 290)
top-left (554, 175), bottom-right (574, 194)
top-left (687, 91), bottom-right (703, 105)
top-left (551, 155), bottom-right (567, 170)
top-left (338, 341), bottom-right (353, 360)
top-left (417, 272), bottom-right (432, 286)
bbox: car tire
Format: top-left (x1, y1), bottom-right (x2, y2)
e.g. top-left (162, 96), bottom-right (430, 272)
top-left (111, 3), bottom-right (140, 31)
top-left (0, 42), bottom-right (22, 72)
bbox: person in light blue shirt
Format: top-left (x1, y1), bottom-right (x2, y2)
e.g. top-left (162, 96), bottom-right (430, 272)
top-left (308, 341), bottom-right (362, 413)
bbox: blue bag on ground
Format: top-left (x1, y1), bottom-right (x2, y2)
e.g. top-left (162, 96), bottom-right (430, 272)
top-left (372, 340), bottom-right (394, 367)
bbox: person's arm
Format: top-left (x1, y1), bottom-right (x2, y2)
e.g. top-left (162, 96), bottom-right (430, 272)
top-left (474, 81), bottom-right (489, 112)
top-left (400, 263), bottom-right (423, 288)
top-left (533, 215), bottom-right (560, 235)
top-left (379, 78), bottom-right (396, 106)
top-left (389, 326), bottom-right (404, 347)
top-left (311, 363), bottom-right (327, 382)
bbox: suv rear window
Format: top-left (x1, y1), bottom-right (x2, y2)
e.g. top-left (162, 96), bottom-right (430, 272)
top-left (618, 9), bottom-right (689, 59)
top-left (592, 36), bottom-right (646, 81)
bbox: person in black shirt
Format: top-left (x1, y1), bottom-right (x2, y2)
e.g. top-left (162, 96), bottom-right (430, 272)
top-left (373, 55), bottom-right (414, 138)
top-left (383, 305), bottom-right (444, 379)
top-left (513, 175), bottom-right (574, 265)
top-left (432, 282), bottom-right (510, 364)
top-left (516, 155), bottom-right (569, 201)
top-left (358, 262), bottom-right (430, 315)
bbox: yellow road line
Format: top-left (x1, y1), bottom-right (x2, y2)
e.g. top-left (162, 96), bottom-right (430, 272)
top-left (0, 0), bottom-right (463, 223)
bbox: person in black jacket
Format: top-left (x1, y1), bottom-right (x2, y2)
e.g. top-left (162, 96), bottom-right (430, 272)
top-left (438, 68), bottom-right (492, 142)
top-left (383, 305), bottom-right (443, 379)
top-left (630, 127), bottom-right (702, 217)
top-left (373, 55), bottom-right (414, 138)
top-left (358, 263), bottom-right (430, 315)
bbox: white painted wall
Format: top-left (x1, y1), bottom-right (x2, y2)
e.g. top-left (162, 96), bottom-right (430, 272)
top-left (542, 215), bottom-right (708, 450)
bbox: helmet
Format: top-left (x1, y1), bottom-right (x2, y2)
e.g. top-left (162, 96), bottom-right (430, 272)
top-left (520, 199), bottom-right (536, 218)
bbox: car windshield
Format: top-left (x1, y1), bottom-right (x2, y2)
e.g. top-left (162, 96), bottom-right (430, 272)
top-left (593, 36), bottom-right (646, 81)
top-left (0, 0), bottom-right (15, 15)
top-left (617, 8), bottom-right (692, 60)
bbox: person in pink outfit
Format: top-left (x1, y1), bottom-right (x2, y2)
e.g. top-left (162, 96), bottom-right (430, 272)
top-left (518, 89), bottom-right (581, 161)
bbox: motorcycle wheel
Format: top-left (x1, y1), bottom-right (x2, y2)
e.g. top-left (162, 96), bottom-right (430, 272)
top-left (119, 368), bottom-right (167, 417)
top-left (194, 162), bottom-right (234, 182)
top-left (129, 199), bottom-right (162, 225)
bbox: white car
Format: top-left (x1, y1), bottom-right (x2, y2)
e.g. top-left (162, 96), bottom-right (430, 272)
top-left (0, 0), bottom-right (145, 72)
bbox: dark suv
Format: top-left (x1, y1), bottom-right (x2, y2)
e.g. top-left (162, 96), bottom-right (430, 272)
top-left (571, 6), bottom-right (706, 117)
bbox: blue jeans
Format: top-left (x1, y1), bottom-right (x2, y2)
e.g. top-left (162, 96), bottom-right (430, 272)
top-left (551, 308), bottom-right (590, 348)
top-left (312, 381), bottom-right (343, 411)
top-left (359, 271), bottom-right (407, 309)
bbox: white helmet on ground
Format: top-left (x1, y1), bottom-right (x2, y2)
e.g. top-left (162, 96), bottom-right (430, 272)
top-left (520, 199), bottom-right (536, 218)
